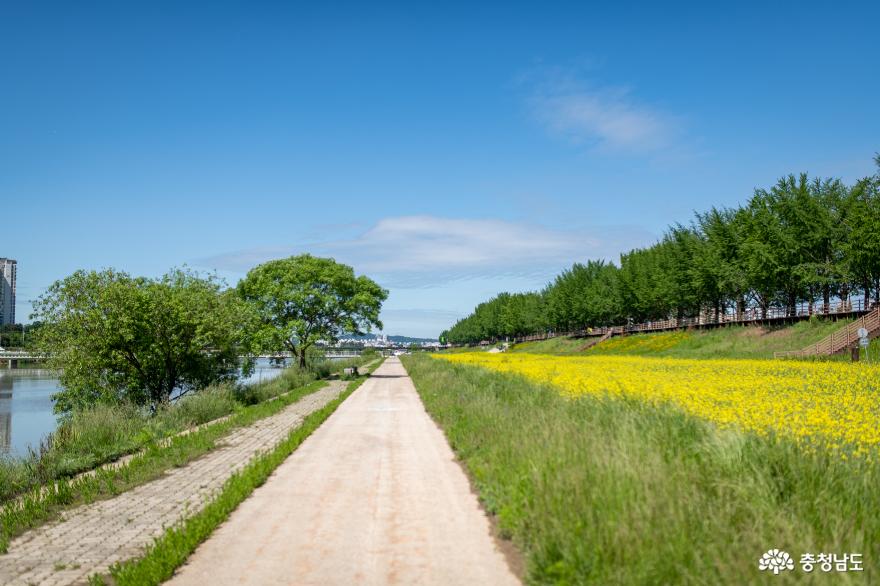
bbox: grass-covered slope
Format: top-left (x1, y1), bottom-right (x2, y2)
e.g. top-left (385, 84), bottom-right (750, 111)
top-left (510, 317), bottom-right (872, 359)
top-left (402, 353), bottom-right (879, 584)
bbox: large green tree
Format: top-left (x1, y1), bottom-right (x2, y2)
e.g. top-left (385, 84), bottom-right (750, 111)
top-left (32, 269), bottom-right (256, 413)
top-left (695, 207), bottom-right (749, 319)
top-left (545, 261), bottom-right (619, 331)
top-left (238, 255), bottom-right (388, 367)
top-left (844, 156), bottom-right (880, 306)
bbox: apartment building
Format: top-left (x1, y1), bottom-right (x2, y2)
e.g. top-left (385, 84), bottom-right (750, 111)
top-left (0, 258), bottom-right (17, 326)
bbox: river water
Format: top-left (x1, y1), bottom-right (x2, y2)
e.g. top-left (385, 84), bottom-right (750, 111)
top-left (0, 358), bottom-right (291, 459)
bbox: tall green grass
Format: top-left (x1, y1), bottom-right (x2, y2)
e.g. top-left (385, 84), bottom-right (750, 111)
top-left (403, 354), bottom-right (879, 584)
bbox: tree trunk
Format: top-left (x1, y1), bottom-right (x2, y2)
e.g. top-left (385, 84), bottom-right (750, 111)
top-left (166, 363), bottom-right (176, 404)
top-left (298, 349), bottom-right (307, 369)
top-left (822, 285), bottom-right (831, 314)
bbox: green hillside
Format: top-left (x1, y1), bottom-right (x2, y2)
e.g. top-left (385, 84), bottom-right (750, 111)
top-left (510, 317), bottom-right (877, 360)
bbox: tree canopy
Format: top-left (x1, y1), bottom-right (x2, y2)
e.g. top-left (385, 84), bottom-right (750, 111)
top-left (238, 254), bottom-right (388, 367)
top-left (32, 269), bottom-right (257, 413)
top-left (443, 158), bottom-right (880, 345)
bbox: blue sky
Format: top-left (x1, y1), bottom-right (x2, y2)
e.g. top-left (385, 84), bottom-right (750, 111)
top-left (2, 1), bottom-right (878, 337)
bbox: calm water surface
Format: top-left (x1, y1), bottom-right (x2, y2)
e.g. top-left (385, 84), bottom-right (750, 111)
top-left (0, 358), bottom-right (291, 458)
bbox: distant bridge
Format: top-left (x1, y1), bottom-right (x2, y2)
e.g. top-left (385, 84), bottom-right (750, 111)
top-left (0, 350), bottom-right (46, 367)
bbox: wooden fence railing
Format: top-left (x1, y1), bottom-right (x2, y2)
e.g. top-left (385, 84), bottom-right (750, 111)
top-left (476, 298), bottom-right (872, 347)
top-left (774, 306), bottom-right (880, 358)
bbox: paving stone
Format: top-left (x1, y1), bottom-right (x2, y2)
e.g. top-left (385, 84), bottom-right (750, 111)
top-left (0, 381), bottom-right (347, 586)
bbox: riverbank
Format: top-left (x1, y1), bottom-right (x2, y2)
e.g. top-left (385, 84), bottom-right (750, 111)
top-left (0, 356), bottom-right (379, 557)
top-left (0, 364), bottom-right (381, 585)
top-left (0, 358), bottom-right (294, 459)
top-left (0, 355), bottom-right (370, 504)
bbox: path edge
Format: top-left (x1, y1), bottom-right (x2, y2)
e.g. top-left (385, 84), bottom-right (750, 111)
top-left (399, 355), bottom-right (528, 583)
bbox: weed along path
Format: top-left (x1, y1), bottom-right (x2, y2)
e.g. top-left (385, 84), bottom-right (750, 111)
top-left (168, 357), bottom-right (520, 586)
top-left (0, 381), bottom-right (349, 586)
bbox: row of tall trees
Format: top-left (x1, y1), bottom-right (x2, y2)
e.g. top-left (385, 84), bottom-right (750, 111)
top-left (443, 158), bottom-right (880, 345)
top-left (0, 323), bottom-right (40, 348)
top-left (33, 255), bottom-right (387, 412)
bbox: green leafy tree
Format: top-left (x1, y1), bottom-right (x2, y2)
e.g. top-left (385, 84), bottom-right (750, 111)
top-left (658, 228), bottom-right (703, 321)
top-left (761, 174), bottom-right (845, 314)
top-left (545, 261), bottom-right (620, 330)
top-left (843, 156), bottom-right (880, 306)
top-left (238, 255), bottom-right (388, 367)
top-left (695, 207), bottom-right (749, 319)
top-left (739, 192), bottom-right (787, 317)
top-left (32, 268), bottom-right (256, 413)
top-left (618, 246), bottom-right (674, 322)
top-left (797, 177), bottom-right (848, 312)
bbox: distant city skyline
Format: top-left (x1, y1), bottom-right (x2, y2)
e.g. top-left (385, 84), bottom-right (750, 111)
top-left (3, 2), bottom-right (878, 337)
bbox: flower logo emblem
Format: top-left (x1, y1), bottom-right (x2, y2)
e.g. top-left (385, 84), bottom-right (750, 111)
top-left (759, 549), bottom-right (794, 574)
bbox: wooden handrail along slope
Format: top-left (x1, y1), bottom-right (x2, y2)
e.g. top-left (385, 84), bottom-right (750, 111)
top-left (490, 299), bottom-right (871, 351)
top-left (774, 306), bottom-right (880, 358)
top-left (577, 329), bottom-right (614, 352)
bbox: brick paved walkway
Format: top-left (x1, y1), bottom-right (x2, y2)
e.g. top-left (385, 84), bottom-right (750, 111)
top-left (0, 381), bottom-right (348, 586)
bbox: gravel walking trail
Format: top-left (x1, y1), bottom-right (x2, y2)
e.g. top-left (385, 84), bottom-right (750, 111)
top-left (168, 357), bottom-right (520, 586)
top-left (0, 381), bottom-right (348, 586)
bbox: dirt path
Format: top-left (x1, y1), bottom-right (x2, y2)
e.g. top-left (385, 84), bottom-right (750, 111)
top-left (0, 381), bottom-right (348, 586)
top-left (169, 357), bottom-right (520, 586)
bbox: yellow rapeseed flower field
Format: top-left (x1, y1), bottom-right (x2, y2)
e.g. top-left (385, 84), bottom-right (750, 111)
top-left (435, 352), bottom-right (880, 455)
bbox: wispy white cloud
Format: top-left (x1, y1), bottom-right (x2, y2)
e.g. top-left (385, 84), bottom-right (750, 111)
top-left (199, 215), bottom-right (655, 288)
top-left (525, 67), bottom-right (684, 155)
top-left (535, 89), bottom-right (678, 152)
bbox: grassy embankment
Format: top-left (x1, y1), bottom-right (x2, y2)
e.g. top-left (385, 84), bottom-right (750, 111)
top-left (510, 316), bottom-right (879, 360)
top-left (0, 355), bottom-right (375, 550)
top-left (91, 362), bottom-right (381, 586)
top-left (403, 353), bottom-right (878, 584)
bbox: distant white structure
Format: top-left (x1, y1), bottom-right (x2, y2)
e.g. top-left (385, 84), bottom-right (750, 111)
top-left (0, 258), bottom-right (16, 326)
top-left (325, 333), bottom-right (440, 350)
